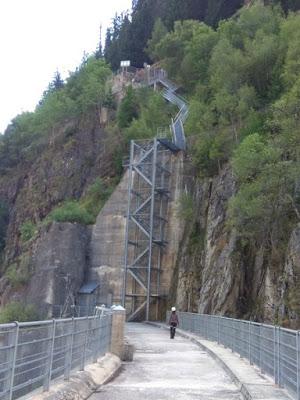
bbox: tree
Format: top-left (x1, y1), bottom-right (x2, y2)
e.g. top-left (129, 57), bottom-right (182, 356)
top-left (122, 88), bottom-right (174, 142)
top-left (281, 13), bottom-right (300, 88)
top-left (65, 57), bottom-right (111, 114)
top-left (0, 201), bottom-right (8, 252)
top-left (117, 86), bottom-right (139, 129)
top-left (147, 18), bottom-right (168, 61)
top-left (52, 71), bottom-right (64, 90)
top-left (104, 0), bottom-right (243, 70)
top-left (95, 25), bottom-right (103, 60)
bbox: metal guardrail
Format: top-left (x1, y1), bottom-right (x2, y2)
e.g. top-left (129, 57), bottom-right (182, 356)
top-left (167, 311), bottom-right (300, 400)
top-left (0, 312), bottom-right (112, 400)
top-left (42, 304), bottom-right (104, 318)
top-left (147, 67), bottom-right (188, 151)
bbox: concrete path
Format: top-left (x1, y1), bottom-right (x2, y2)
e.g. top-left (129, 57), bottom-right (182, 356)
top-left (174, 326), bottom-right (292, 400)
top-left (91, 323), bottom-right (242, 400)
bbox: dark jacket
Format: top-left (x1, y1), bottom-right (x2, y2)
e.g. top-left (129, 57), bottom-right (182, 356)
top-left (169, 312), bottom-right (179, 326)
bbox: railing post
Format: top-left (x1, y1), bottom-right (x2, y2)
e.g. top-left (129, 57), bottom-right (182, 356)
top-left (9, 322), bottom-right (19, 400)
top-left (229, 318), bottom-right (235, 353)
top-left (43, 320), bottom-right (56, 392)
top-left (98, 314), bottom-right (104, 358)
top-left (273, 326), bottom-right (278, 384)
top-left (80, 318), bottom-right (89, 371)
top-left (259, 324), bottom-right (263, 372)
top-left (92, 317), bottom-right (99, 363)
top-left (297, 331), bottom-right (299, 399)
top-left (64, 318), bottom-right (75, 381)
top-left (274, 326), bottom-right (279, 384)
top-left (278, 327), bottom-right (282, 387)
top-left (249, 321), bottom-right (252, 365)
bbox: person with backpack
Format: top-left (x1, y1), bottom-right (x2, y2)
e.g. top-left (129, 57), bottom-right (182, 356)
top-left (169, 307), bottom-right (179, 339)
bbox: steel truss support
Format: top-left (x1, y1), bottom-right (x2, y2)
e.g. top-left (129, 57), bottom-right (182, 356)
top-left (122, 139), bottom-right (173, 321)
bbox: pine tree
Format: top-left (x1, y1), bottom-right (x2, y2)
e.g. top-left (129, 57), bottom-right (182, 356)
top-left (147, 18), bottom-right (168, 61)
top-left (52, 71), bottom-right (64, 90)
top-left (95, 25), bottom-right (103, 59)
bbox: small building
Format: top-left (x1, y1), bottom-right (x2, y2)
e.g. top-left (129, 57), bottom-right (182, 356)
top-left (77, 281), bottom-right (101, 315)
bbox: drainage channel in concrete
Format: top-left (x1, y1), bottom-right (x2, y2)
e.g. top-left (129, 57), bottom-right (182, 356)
top-left (91, 323), bottom-right (243, 400)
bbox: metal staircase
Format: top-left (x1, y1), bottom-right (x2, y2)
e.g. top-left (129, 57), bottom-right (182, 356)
top-left (148, 67), bottom-right (188, 150)
top-left (122, 67), bottom-right (188, 321)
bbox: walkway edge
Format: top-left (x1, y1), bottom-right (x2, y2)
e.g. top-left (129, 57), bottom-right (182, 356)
top-left (27, 353), bottom-right (121, 400)
top-left (147, 322), bottom-right (292, 400)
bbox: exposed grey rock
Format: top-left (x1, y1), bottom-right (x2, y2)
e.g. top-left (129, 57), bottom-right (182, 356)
top-left (281, 224), bottom-right (300, 327)
top-left (25, 222), bottom-right (90, 313)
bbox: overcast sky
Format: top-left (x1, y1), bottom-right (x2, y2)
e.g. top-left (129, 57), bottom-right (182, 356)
top-left (0, 0), bottom-right (132, 134)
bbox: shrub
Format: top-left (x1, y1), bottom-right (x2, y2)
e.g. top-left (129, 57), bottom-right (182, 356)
top-left (0, 200), bottom-right (8, 252)
top-left (0, 302), bottom-right (38, 323)
top-left (117, 86), bottom-right (139, 129)
top-left (81, 178), bottom-right (115, 219)
top-left (20, 221), bottom-right (36, 242)
top-left (5, 254), bottom-right (33, 288)
top-left (49, 201), bottom-right (94, 225)
top-left (177, 193), bottom-right (194, 222)
top-left (48, 178), bottom-right (117, 226)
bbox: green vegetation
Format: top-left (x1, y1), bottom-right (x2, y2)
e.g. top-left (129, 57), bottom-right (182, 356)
top-left (147, 18), bottom-right (168, 62)
top-left (104, 0), bottom-right (300, 70)
top-left (0, 57), bottom-right (112, 171)
top-left (49, 178), bottom-right (117, 225)
top-left (121, 87), bottom-right (175, 142)
top-left (5, 253), bottom-right (33, 288)
top-left (81, 178), bottom-right (116, 218)
top-left (177, 193), bottom-right (195, 223)
top-left (49, 201), bottom-right (95, 225)
top-left (0, 201), bottom-right (8, 253)
top-left (105, 0), bottom-right (245, 69)
top-left (20, 221), bottom-right (37, 242)
top-left (0, 302), bottom-right (38, 323)
top-left (117, 86), bottom-right (139, 129)
top-left (143, 3), bottom-right (300, 247)
top-left (6, 264), bottom-right (29, 288)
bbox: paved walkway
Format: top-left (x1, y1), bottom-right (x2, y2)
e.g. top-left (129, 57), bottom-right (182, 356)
top-left (91, 323), bottom-right (242, 400)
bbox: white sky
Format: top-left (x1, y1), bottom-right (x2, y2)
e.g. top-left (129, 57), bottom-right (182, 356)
top-left (0, 0), bottom-right (132, 134)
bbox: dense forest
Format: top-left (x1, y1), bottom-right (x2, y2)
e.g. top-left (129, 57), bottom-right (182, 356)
top-left (117, 1), bottom-right (300, 289)
top-left (104, 0), bottom-right (300, 69)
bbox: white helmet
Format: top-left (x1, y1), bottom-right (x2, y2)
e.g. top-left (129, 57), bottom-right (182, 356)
top-left (171, 306), bottom-right (176, 311)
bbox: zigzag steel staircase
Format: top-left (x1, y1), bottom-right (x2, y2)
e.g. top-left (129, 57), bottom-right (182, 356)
top-left (122, 67), bottom-right (188, 321)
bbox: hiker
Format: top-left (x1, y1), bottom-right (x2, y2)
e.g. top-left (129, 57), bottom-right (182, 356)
top-left (169, 306), bottom-right (179, 339)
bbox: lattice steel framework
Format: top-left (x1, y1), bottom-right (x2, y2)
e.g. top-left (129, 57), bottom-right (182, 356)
top-left (122, 138), bottom-right (174, 321)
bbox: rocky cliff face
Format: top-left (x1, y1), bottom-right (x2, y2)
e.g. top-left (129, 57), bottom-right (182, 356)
top-left (2, 134), bottom-right (300, 326)
top-left (168, 160), bottom-right (300, 328)
top-left (0, 114), bottom-right (119, 263)
top-left (1, 93), bottom-right (300, 326)
top-left (281, 225), bottom-right (300, 328)
top-left (0, 111), bottom-right (122, 312)
top-left (26, 222), bottom-right (90, 313)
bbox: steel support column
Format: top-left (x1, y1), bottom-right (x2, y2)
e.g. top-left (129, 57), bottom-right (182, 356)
top-left (123, 138), bottom-right (173, 321)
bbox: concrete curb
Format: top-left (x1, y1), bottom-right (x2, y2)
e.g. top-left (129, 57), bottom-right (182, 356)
top-left (147, 322), bottom-right (292, 400)
top-left (28, 353), bottom-right (121, 400)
